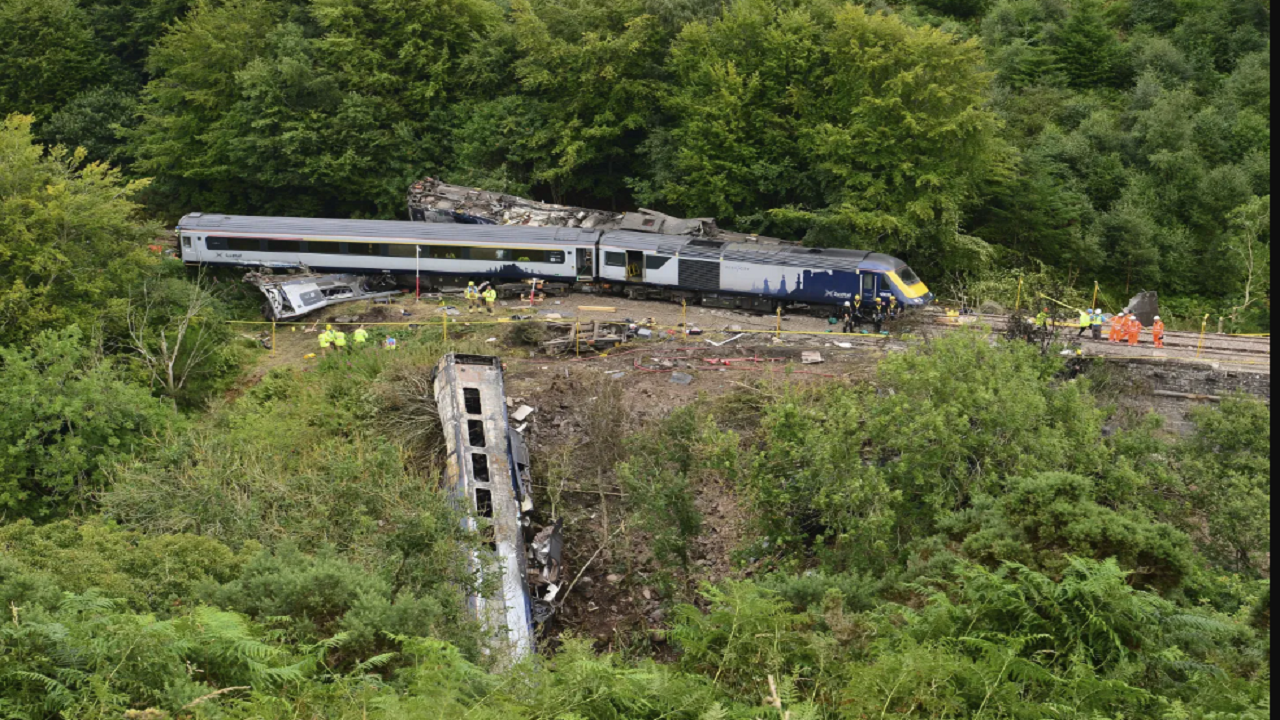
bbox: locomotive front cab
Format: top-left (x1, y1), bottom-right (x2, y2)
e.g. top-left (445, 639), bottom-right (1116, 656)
top-left (886, 264), bottom-right (933, 307)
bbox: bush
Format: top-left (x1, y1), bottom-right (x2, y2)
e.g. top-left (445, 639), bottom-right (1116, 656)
top-left (744, 331), bottom-right (1105, 574)
top-left (0, 327), bottom-right (179, 519)
top-left (0, 517), bottom-right (249, 614)
top-left (943, 471), bottom-right (1196, 591)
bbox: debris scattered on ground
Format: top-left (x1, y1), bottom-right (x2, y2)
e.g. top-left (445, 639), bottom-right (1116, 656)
top-left (801, 351), bottom-right (824, 364)
top-left (670, 372), bottom-right (694, 385)
top-left (512, 405), bottom-right (536, 422)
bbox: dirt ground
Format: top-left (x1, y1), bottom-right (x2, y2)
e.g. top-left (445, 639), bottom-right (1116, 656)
top-left (501, 344), bottom-right (883, 654)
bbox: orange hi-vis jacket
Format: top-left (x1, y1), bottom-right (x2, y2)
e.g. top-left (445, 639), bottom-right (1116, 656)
top-left (1152, 320), bottom-right (1165, 346)
top-left (1109, 315), bottom-right (1124, 342)
top-left (1126, 316), bottom-right (1141, 344)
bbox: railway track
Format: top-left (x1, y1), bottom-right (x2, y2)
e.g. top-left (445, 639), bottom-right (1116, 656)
top-left (919, 310), bottom-right (1269, 372)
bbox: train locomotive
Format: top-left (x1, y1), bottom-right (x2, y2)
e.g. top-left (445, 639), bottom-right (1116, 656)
top-left (176, 213), bottom-right (933, 316)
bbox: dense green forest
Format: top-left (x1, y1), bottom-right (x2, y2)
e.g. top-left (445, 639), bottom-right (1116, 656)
top-left (0, 0), bottom-right (1271, 717)
top-left (0, 0), bottom-right (1271, 327)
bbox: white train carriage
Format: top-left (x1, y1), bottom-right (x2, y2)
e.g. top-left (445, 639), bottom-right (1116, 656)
top-left (177, 213), bottom-right (599, 287)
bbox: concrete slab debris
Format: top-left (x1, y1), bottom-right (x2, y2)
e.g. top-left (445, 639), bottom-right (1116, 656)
top-left (511, 405), bottom-right (536, 422)
top-left (801, 351), bottom-right (824, 364)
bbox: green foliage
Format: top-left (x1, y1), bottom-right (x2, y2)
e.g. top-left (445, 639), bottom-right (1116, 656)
top-left (202, 544), bottom-right (479, 660)
top-left (0, 517), bottom-right (249, 613)
top-left (642, 0), bottom-right (1010, 265)
top-left (0, 594), bottom-right (310, 720)
top-left (131, 0), bottom-right (500, 217)
top-left (0, 326), bottom-right (179, 520)
top-left (1176, 396), bottom-right (1271, 575)
top-left (943, 471), bottom-right (1196, 591)
top-left (0, 114), bottom-right (157, 344)
top-left (671, 581), bottom-right (823, 699)
top-left (0, 0), bottom-right (114, 117)
top-left (37, 87), bottom-right (140, 166)
top-left (619, 405), bottom-right (738, 569)
top-left (745, 331), bottom-right (1104, 571)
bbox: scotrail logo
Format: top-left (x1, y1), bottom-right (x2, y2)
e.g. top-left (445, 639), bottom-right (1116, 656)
top-left (824, 290), bottom-right (853, 299)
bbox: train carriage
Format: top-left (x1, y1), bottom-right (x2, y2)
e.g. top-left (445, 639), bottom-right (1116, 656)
top-left (177, 213), bottom-right (597, 285)
top-left (593, 230), bottom-right (933, 310)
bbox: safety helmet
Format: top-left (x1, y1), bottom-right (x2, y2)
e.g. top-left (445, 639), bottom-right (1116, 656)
top-left (468, 281), bottom-right (476, 285)
top-left (1154, 315), bottom-right (1160, 320)
top-left (844, 301), bottom-right (851, 306)
top-left (1092, 309), bottom-right (1099, 313)
top-left (325, 324), bottom-right (332, 330)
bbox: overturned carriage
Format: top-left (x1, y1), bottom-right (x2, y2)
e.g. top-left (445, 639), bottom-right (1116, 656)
top-left (431, 353), bottom-right (559, 666)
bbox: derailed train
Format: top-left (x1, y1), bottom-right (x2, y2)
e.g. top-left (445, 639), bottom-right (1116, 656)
top-left (177, 213), bottom-right (933, 316)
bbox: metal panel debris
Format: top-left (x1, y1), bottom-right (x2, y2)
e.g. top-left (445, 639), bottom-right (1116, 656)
top-left (245, 271), bottom-right (399, 320)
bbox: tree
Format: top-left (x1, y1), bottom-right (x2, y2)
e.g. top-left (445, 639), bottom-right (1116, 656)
top-left (132, 0), bottom-right (500, 217)
top-left (1053, 0), bottom-right (1131, 88)
top-left (1222, 195), bottom-right (1269, 326)
top-left (123, 272), bottom-right (228, 401)
top-left (38, 87), bottom-right (140, 166)
top-left (0, 0), bottom-right (114, 118)
top-left (0, 114), bottom-right (158, 345)
top-left (0, 326), bottom-right (178, 519)
top-left (1177, 396), bottom-right (1271, 575)
top-left (643, 0), bottom-right (1010, 268)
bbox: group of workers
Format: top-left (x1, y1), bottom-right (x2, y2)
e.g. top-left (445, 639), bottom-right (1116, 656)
top-left (1108, 311), bottom-right (1166, 348)
top-left (837, 296), bottom-right (897, 334)
top-left (464, 281), bottom-right (499, 314)
top-left (318, 324), bottom-right (395, 356)
top-left (1032, 306), bottom-right (1166, 348)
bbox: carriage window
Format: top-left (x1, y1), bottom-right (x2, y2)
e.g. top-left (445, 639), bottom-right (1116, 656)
top-left (427, 245), bottom-right (463, 259)
top-left (306, 241), bottom-right (343, 254)
top-left (645, 255), bottom-right (671, 270)
top-left (510, 250), bottom-right (566, 263)
top-left (387, 243), bottom-right (418, 258)
top-left (207, 236), bottom-right (261, 252)
top-left (266, 239), bottom-right (300, 252)
top-left (227, 237), bottom-right (261, 251)
top-left (604, 251), bottom-right (625, 267)
top-left (469, 248), bottom-right (511, 262)
top-left (182, 236), bottom-right (192, 249)
top-left (897, 265), bottom-right (921, 285)
top-left (862, 274), bottom-right (876, 293)
top-left (345, 242), bottom-right (381, 256)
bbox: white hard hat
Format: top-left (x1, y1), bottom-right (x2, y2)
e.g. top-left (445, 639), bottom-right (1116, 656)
top-left (1154, 315), bottom-right (1160, 320)
top-left (1092, 308), bottom-right (1099, 313)
top-left (844, 301), bottom-right (851, 306)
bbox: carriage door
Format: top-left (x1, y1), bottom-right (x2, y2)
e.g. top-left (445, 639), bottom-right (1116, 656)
top-left (860, 272), bottom-right (878, 303)
top-left (625, 251), bottom-right (644, 282)
top-left (576, 248), bottom-right (594, 280)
